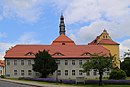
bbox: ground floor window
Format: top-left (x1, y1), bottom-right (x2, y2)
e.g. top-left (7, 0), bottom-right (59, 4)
top-left (14, 70), bottom-right (17, 75)
top-left (57, 70), bottom-right (61, 75)
top-left (72, 70), bottom-right (75, 76)
top-left (28, 70), bottom-right (32, 76)
top-left (65, 70), bottom-right (68, 76)
top-left (21, 70), bottom-right (24, 76)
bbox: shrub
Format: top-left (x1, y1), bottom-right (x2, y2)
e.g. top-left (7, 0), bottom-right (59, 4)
top-left (0, 75), bottom-right (5, 78)
top-left (109, 69), bottom-right (126, 80)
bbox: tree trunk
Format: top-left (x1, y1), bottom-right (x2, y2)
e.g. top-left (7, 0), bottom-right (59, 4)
top-left (99, 71), bottom-right (103, 86)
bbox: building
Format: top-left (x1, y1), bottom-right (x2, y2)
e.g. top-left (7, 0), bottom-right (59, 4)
top-left (0, 60), bottom-right (5, 76)
top-left (4, 15), bottom-right (119, 79)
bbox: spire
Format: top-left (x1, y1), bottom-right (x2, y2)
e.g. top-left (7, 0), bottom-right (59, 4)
top-left (59, 14), bottom-right (65, 35)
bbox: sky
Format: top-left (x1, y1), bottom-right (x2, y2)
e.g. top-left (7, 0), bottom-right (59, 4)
top-left (0, 0), bottom-right (130, 60)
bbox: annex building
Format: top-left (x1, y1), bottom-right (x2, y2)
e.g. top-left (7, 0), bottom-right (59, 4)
top-left (4, 15), bottom-right (120, 79)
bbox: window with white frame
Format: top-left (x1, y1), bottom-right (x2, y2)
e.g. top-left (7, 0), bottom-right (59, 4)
top-left (7, 60), bottom-right (10, 65)
top-left (72, 60), bottom-right (75, 65)
top-left (57, 70), bottom-right (61, 75)
top-left (86, 70), bottom-right (90, 76)
top-left (56, 60), bottom-right (60, 65)
top-left (21, 70), bottom-right (24, 76)
top-left (28, 70), bottom-right (32, 76)
top-left (65, 70), bottom-right (68, 76)
top-left (28, 60), bottom-right (31, 65)
top-left (79, 60), bottom-right (82, 65)
top-left (93, 69), bottom-right (97, 76)
top-left (65, 60), bottom-right (68, 65)
top-left (21, 60), bottom-right (24, 65)
top-left (72, 70), bottom-right (75, 76)
top-left (14, 70), bottom-right (17, 75)
top-left (79, 70), bottom-right (83, 75)
top-left (14, 60), bottom-right (17, 65)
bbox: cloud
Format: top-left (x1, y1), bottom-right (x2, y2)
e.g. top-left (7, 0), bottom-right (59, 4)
top-left (18, 32), bottom-right (40, 44)
top-left (0, 43), bottom-right (14, 60)
top-left (0, 0), bottom-right (44, 23)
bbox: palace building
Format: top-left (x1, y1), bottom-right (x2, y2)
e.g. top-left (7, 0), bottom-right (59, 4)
top-left (4, 15), bottom-right (120, 79)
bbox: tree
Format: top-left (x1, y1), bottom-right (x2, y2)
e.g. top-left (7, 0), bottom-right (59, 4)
top-left (109, 69), bottom-right (126, 80)
top-left (124, 49), bottom-right (130, 57)
top-left (32, 50), bottom-right (58, 78)
top-left (82, 53), bottom-right (113, 86)
top-left (121, 57), bottom-right (130, 77)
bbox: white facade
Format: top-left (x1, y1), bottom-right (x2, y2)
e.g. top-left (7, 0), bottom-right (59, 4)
top-left (5, 58), bottom-right (110, 79)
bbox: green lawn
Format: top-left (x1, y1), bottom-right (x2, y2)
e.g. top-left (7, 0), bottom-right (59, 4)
top-left (80, 85), bottom-right (130, 87)
top-left (5, 78), bottom-right (130, 87)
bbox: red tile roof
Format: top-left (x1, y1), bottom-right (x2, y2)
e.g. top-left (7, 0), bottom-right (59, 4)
top-left (4, 45), bottom-right (110, 59)
top-left (51, 34), bottom-right (76, 45)
top-left (98, 39), bottom-right (119, 45)
top-left (0, 60), bottom-right (5, 67)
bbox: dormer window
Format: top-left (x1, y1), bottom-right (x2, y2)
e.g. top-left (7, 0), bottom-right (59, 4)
top-left (25, 52), bottom-right (35, 56)
top-left (81, 52), bottom-right (90, 56)
top-left (52, 52), bottom-right (64, 56)
top-left (62, 43), bottom-right (65, 45)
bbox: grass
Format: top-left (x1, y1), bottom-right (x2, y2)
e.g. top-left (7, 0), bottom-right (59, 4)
top-left (4, 78), bottom-right (130, 87)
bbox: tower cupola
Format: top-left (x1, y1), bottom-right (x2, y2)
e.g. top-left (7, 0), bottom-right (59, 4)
top-left (59, 14), bottom-right (65, 35)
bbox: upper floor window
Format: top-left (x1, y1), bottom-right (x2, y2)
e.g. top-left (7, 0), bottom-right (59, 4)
top-left (21, 60), bottom-right (24, 65)
top-left (56, 60), bottom-right (60, 65)
top-left (28, 60), bottom-right (31, 65)
top-left (7, 60), bottom-right (10, 65)
top-left (79, 60), bottom-right (82, 65)
top-left (65, 60), bottom-right (68, 65)
top-left (72, 60), bottom-right (75, 65)
top-left (14, 60), bottom-right (17, 65)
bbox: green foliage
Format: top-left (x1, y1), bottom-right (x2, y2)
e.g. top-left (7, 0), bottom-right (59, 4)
top-left (109, 69), bottom-right (126, 80)
top-left (32, 50), bottom-right (58, 78)
top-left (121, 57), bottom-right (130, 77)
top-left (82, 53), bottom-right (113, 73)
top-left (82, 53), bottom-right (113, 85)
top-left (0, 75), bottom-right (5, 78)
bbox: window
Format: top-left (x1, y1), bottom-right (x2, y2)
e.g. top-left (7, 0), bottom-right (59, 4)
top-left (79, 70), bottom-right (83, 75)
top-left (93, 69), bottom-right (97, 76)
top-left (57, 70), bottom-right (61, 75)
top-left (79, 60), bottom-right (82, 65)
top-left (28, 70), bottom-right (32, 76)
top-left (14, 70), bottom-right (17, 75)
top-left (86, 59), bottom-right (89, 62)
top-left (21, 70), bottom-right (24, 76)
top-left (72, 60), bottom-right (75, 65)
top-left (14, 60), bottom-right (17, 65)
top-left (28, 60), bottom-right (31, 65)
top-left (65, 70), bottom-right (68, 76)
top-left (21, 60), bottom-right (24, 65)
top-left (65, 60), bottom-right (68, 65)
top-left (62, 43), bottom-right (65, 45)
top-left (7, 60), bottom-right (10, 65)
top-left (56, 60), bottom-right (60, 65)
top-left (0, 70), bottom-right (2, 74)
top-left (86, 70), bottom-right (90, 76)
top-left (72, 70), bottom-right (75, 76)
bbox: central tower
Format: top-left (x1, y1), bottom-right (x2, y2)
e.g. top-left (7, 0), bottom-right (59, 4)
top-left (59, 14), bottom-right (65, 35)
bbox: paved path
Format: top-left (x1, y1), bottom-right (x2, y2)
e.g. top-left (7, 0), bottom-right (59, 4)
top-left (0, 80), bottom-right (35, 87)
top-left (0, 79), bottom-right (82, 87)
